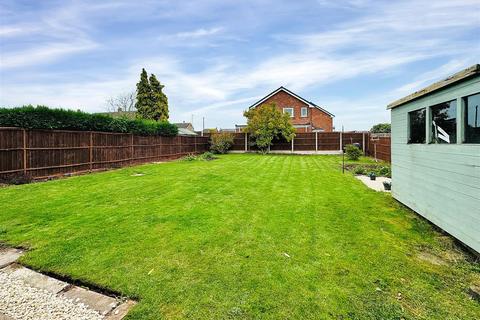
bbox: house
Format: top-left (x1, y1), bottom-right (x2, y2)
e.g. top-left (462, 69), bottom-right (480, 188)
top-left (387, 64), bottom-right (480, 253)
top-left (173, 122), bottom-right (195, 131)
top-left (248, 86), bottom-right (334, 132)
top-left (173, 122), bottom-right (197, 136)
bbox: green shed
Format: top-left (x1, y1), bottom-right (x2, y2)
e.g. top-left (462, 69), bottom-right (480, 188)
top-left (388, 64), bottom-right (480, 253)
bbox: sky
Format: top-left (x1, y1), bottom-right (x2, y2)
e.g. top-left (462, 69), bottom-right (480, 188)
top-left (0, 0), bottom-right (479, 131)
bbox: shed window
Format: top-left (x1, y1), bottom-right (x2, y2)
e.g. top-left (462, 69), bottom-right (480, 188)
top-left (408, 108), bottom-right (426, 144)
top-left (464, 92), bottom-right (480, 143)
top-left (283, 107), bottom-right (294, 117)
top-left (301, 107), bottom-right (308, 117)
top-left (431, 100), bottom-right (457, 144)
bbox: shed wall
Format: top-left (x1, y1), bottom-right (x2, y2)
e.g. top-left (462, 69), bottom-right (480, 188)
top-left (391, 76), bottom-right (480, 253)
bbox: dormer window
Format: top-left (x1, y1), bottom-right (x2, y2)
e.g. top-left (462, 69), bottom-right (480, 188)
top-left (283, 107), bottom-right (294, 118)
top-left (301, 107), bottom-right (308, 117)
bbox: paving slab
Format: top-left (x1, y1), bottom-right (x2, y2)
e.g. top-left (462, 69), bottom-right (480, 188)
top-left (60, 286), bottom-right (119, 316)
top-left (0, 248), bottom-right (23, 268)
top-left (1, 264), bottom-right (68, 294)
top-left (106, 300), bottom-right (137, 320)
top-left (355, 175), bottom-right (391, 192)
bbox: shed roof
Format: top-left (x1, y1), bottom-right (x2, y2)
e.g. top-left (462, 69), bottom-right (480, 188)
top-left (387, 64), bottom-right (480, 109)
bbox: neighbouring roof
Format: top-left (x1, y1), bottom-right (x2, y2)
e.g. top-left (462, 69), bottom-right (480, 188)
top-left (174, 122), bottom-right (194, 129)
top-left (387, 64), bottom-right (480, 109)
top-left (178, 127), bottom-right (197, 136)
top-left (248, 86), bottom-right (335, 117)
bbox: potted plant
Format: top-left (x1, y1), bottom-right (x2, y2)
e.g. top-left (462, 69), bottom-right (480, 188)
top-left (383, 181), bottom-right (391, 190)
top-left (369, 172), bottom-right (376, 181)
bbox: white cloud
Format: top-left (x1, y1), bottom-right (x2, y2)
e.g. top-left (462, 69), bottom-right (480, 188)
top-left (175, 27), bottom-right (223, 39)
top-left (1, 0), bottom-right (478, 130)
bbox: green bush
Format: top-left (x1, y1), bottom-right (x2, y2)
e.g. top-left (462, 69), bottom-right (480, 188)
top-left (210, 132), bottom-right (234, 154)
top-left (181, 154), bottom-right (197, 161)
top-left (0, 105), bottom-right (178, 136)
top-left (378, 166), bottom-right (391, 177)
top-left (345, 144), bottom-right (362, 160)
top-left (353, 166), bottom-right (366, 175)
top-left (199, 152), bottom-right (217, 161)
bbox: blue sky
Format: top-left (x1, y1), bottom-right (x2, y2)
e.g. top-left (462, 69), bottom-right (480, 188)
top-left (1, 0), bottom-right (479, 131)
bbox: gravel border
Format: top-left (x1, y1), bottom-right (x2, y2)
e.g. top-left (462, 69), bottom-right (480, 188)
top-left (0, 270), bottom-right (103, 320)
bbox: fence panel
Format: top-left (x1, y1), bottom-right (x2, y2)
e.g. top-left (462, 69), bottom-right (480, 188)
top-left (367, 134), bottom-right (391, 162)
top-left (0, 128), bottom-right (211, 179)
top-left (0, 128), bottom-right (25, 174)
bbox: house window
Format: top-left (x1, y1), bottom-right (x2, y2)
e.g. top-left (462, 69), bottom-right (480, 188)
top-left (301, 107), bottom-right (308, 117)
top-left (430, 100), bottom-right (457, 144)
top-left (283, 107), bottom-right (294, 117)
top-left (408, 108), bottom-right (426, 144)
top-left (464, 92), bottom-right (480, 143)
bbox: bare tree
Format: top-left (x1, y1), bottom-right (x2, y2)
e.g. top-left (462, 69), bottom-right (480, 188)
top-left (105, 91), bottom-right (137, 113)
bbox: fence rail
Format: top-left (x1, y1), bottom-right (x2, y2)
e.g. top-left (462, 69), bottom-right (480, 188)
top-left (0, 127), bottom-right (209, 179)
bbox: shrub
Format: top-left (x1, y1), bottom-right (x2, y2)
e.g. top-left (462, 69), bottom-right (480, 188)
top-left (353, 166), bottom-right (366, 175)
top-left (378, 166), bottom-right (391, 177)
top-left (210, 132), bottom-right (234, 154)
top-left (199, 152), bottom-right (217, 161)
top-left (0, 173), bottom-right (33, 185)
top-left (181, 154), bottom-right (197, 161)
top-left (345, 144), bottom-right (362, 160)
top-left (0, 105), bottom-right (178, 136)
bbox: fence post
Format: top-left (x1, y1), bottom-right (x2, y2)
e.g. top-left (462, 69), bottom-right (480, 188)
top-left (291, 137), bottom-right (294, 153)
top-left (339, 131), bottom-right (343, 151)
top-left (374, 143), bottom-right (377, 162)
top-left (362, 132), bottom-right (365, 155)
top-left (194, 135), bottom-right (197, 153)
top-left (89, 132), bottom-right (93, 172)
top-left (315, 131), bottom-right (318, 152)
top-left (130, 133), bottom-right (134, 164)
top-left (22, 129), bottom-right (27, 175)
top-left (244, 132), bottom-right (247, 152)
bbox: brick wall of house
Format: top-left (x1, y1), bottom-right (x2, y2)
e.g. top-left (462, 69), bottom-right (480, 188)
top-left (259, 90), bottom-right (333, 132)
top-left (311, 108), bottom-right (333, 131)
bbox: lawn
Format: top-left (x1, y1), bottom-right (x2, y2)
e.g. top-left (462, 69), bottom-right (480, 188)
top-left (0, 154), bottom-right (478, 319)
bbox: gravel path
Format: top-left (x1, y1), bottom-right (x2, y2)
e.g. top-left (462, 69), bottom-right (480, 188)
top-left (0, 270), bottom-right (103, 320)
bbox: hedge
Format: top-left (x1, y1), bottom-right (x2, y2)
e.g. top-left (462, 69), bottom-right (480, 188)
top-left (0, 105), bottom-right (178, 136)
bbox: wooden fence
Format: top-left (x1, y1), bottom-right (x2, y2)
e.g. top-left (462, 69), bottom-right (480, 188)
top-left (0, 127), bottom-right (209, 179)
top-left (231, 132), bottom-right (368, 153)
top-left (366, 134), bottom-right (391, 162)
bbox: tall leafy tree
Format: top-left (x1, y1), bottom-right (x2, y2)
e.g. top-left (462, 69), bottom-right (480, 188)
top-left (135, 68), bottom-right (152, 119)
top-left (149, 74), bottom-right (169, 121)
top-left (243, 103), bottom-right (295, 153)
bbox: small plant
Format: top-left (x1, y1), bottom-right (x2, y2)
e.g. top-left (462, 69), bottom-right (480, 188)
top-left (181, 154), bottom-right (197, 161)
top-left (0, 173), bottom-right (33, 185)
top-left (369, 172), bottom-right (376, 180)
top-left (199, 152), bottom-right (217, 161)
top-left (378, 166), bottom-right (391, 177)
top-left (210, 132), bottom-right (234, 154)
top-left (353, 166), bottom-right (366, 175)
top-left (345, 144), bottom-right (362, 161)
top-left (383, 181), bottom-right (391, 190)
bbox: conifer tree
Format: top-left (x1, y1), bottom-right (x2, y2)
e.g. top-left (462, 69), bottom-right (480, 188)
top-left (135, 68), bottom-right (152, 119)
top-left (149, 74), bottom-right (169, 121)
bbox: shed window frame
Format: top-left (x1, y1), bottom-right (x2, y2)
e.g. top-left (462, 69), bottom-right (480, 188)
top-left (283, 107), bottom-right (294, 118)
top-left (408, 108), bottom-right (426, 144)
top-left (300, 107), bottom-right (308, 117)
top-left (463, 92), bottom-right (480, 144)
top-left (429, 99), bottom-right (457, 144)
